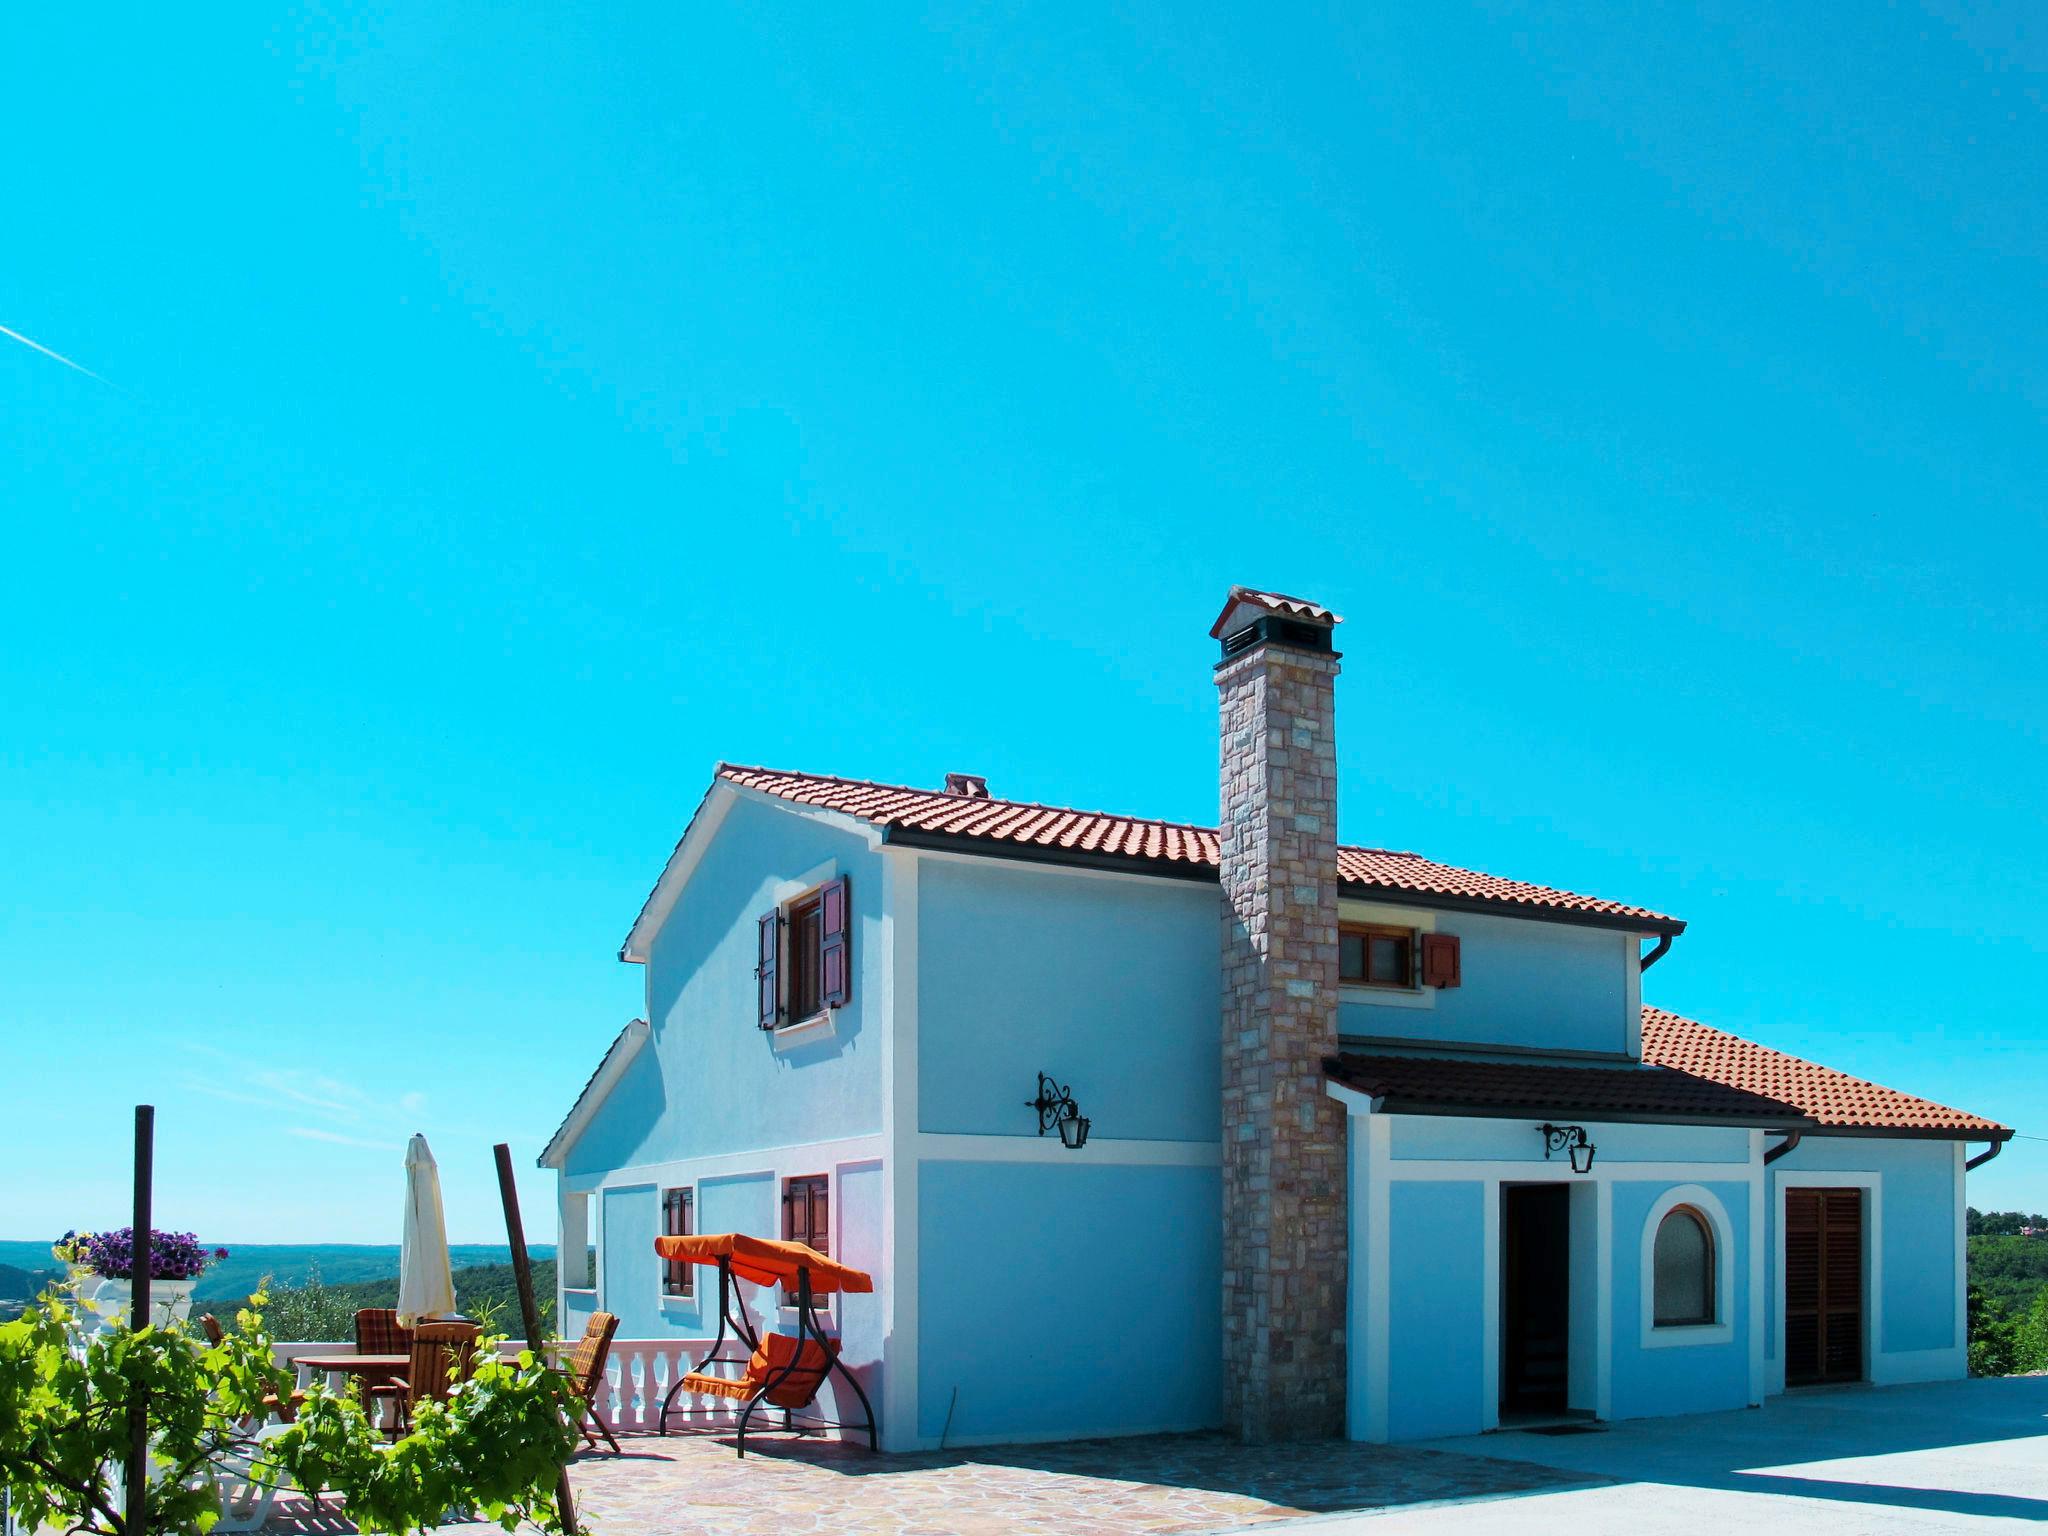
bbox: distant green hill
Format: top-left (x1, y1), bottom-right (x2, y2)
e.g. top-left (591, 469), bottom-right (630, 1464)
top-left (0, 1241), bottom-right (555, 1316)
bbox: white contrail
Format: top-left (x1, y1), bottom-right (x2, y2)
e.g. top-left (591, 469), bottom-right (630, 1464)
top-left (0, 322), bottom-right (106, 383)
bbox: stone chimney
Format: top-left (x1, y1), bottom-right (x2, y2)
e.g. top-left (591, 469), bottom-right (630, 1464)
top-left (1212, 586), bottom-right (1347, 1442)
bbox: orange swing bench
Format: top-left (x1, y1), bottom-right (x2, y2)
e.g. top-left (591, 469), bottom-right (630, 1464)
top-left (652, 1232), bottom-right (878, 1456)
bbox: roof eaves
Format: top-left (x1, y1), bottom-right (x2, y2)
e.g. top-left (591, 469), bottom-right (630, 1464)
top-left (537, 1018), bottom-right (651, 1169)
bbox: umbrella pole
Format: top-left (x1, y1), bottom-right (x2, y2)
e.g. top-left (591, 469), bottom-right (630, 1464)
top-left (494, 1143), bottom-right (577, 1536)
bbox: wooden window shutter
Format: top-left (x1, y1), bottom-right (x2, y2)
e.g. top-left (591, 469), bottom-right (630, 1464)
top-left (819, 876), bottom-right (852, 1008)
top-left (1422, 932), bottom-right (1461, 988)
top-left (755, 910), bottom-right (781, 1029)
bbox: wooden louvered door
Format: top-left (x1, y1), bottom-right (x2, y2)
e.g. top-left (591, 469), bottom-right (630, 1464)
top-left (1785, 1187), bottom-right (1864, 1385)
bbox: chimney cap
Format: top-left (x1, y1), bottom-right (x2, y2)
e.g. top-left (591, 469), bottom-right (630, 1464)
top-left (944, 772), bottom-right (991, 798)
top-left (1208, 586), bottom-right (1342, 639)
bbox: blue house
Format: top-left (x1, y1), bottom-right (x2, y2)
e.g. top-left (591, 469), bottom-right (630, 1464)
top-left (540, 587), bottom-right (2008, 1449)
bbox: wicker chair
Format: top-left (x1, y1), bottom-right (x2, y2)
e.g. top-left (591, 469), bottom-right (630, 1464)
top-left (367, 1321), bottom-right (481, 1437)
top-left (558, 1311), bottom-right (622, 1454)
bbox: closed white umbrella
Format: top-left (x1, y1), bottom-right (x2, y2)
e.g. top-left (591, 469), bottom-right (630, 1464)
top-left (396, 1133), bottom-right (456, 1325)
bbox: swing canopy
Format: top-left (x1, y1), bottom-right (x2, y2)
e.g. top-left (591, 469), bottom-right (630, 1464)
top-left (652, 1231), bottom-right (875, 1294)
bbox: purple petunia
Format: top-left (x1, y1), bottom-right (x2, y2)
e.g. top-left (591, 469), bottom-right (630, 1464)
top-left (79, 1228), bottom-right (227, 1280)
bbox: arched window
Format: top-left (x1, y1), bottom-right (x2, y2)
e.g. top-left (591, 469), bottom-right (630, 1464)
top-left (1653, 1205), bottom-right (1715, 1327)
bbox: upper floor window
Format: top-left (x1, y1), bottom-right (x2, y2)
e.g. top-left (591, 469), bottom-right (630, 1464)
top-left (756, 876), bottom-right (852, 1029)
top-left (1341, 924), bottom-right (1414, 988)
top-left (661, 1187), bottom-right (694, 1297)
top-left (1652, 1205), bottom-right (1714, 1326)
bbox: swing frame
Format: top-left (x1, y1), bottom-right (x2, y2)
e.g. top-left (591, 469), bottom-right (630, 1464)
top-left (655, 1252), bottom-right (879, 1456)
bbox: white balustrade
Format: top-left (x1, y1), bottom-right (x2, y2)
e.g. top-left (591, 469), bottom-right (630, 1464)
top-left (267, 1338), bottom-right (746, 1436)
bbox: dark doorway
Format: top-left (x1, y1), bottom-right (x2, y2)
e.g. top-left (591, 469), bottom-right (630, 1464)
top-left (1502, 1183), bottom-right (1571, 1416)
top-left (1786, 1186), bottom-right (1864, 1385)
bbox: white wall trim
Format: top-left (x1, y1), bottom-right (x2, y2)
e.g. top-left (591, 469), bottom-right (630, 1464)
top-left (621, 784), bottom-right (739, 963)
top-left (887, 841), bottom-right (1209, 889)
top-left (572, 1132), bottom-right (885, 1193)
top-left (1326, 1081), bottom-right (1381, 1114)
top-left (1365, 1113), bottom-right (1392, 1441)
top-left (1624, 934), bottom-right (1643, 1059)
top-left (916, 1133), bottom-right (1221, 1168)
top-left (1595, 1177), bottom-right (1613, 1419)
top-left (1636, 1183), bottom-right (1737, 1349)
top-left (1480, 1179), bottom-right (1500, 1430)
top-left (1747, 1130), bottom-right (1767, 1405)
top-left (1383, 1159), bottom-right (1746, 1184)
top-left (539, 1018), bottom-right (652, 1169)
top-left (1953, 1141), bottom-right (1968, 1364)
top-left (1769, 1168), bottom-right (1883, 1395)
top-left (774, 857), bottom-right (841, 904)
top-left (880, 845), bottom-right (921, 1452)
top-left (770, 1010), bottom-right (838, 1052)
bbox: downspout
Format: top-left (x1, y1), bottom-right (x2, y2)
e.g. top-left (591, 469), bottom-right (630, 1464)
top-left (1640, 933), bottom-right (1674, 971)
top-left (1763, 1130), bottom-right (1803, 1165)
top-left (1966, 1138), bottom-right (2007, 1172)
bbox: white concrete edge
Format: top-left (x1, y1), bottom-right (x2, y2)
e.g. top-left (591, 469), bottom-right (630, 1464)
top-left (1748, 1129), bottom-right (1767, 1405)
top-left (1366, 1113), bottom-right (1392, 1441)
top-left (1635, 1183), bottom-right (1737, 1350)
top-left (1769, 1167), bottom-right (1884, 1396)
top-left (563, 1131), bottom-right (886, 1193)
top-left (621, 782), bottom-right (739, 963)
top-left (539, 1017), bottom-right (652, 1170)
top-left (916, 1133), bottom-right (1222, 1167)
top-left (881, 844), bottom-right (921, 1453)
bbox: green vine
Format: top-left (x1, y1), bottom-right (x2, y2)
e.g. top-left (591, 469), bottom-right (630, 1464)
top-left (0, 1279), bottom-right (583, 1535)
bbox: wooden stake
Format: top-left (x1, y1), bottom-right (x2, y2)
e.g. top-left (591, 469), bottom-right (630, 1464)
top-left (495, 1142), bottom-right (576, 1536)
top-left (125, 1104), bottom-right (154, 1535)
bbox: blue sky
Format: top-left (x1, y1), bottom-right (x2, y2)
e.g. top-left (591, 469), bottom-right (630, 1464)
top-left (2, 3), bottom-right (2042, 1242)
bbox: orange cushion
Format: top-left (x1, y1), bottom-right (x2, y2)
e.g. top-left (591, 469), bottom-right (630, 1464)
top-left (680, 1335), bottom-right (838, 1410)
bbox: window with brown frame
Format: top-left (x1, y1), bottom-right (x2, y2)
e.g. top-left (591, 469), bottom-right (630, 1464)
top-left (661, 1187), bottom-right (694, 1298)
top-left (781, 1174), bottom-right (830, 1307)
top-left (1652, 1205), bottom-right (1715, 1326)
top-left (1339, 924), bottom-right (1416, 989)
top-left (755, 877), bottom-right (852, 1029)
top-left (786, 892), bottom-right (825, 1021)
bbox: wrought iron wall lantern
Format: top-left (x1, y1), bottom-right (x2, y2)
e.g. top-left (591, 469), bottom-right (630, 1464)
top-left (1026, 1072), bottom-right (1091, 1149)
top-left (1540, 1123), bottom-right (1596, 1174)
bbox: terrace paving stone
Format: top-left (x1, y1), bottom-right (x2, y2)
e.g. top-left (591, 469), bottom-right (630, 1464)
top-left (259, 1429), bottom-right (1597, 1535)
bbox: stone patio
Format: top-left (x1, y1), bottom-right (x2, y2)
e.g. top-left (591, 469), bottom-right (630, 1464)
top-left (261, 1429), bottom-right (1596, 1536)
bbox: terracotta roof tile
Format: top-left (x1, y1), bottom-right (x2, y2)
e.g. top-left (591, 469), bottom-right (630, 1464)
top-left (1208, 586), bottom-right (1343, 636)
top-left (1327, 1007), bottom-right (2006, 1139)
top-left (1641, 1006), bottom-right (2007, 1136)
top-left (717, 764), bottom-right (1681, 930)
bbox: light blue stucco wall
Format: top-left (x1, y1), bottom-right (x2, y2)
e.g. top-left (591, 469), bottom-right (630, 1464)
top-left (564, 795), bottom-right (886, 1177)
top-left (1764, 1137), bottom-right (1959, 1366)
top-left (917, 1159), bottom-right (1222, 1443)
top-left (1340, 912), bottom-right (1635, 1056)
top-left (1387, 1180), bottom-right (1487, 1439)
top-left (599, 1184), bottom-right (662, 1338)
top-left (918, 860), bottom-right (1220, 1141)
top-left (1609, 1178), bottom-right (1752, 1420)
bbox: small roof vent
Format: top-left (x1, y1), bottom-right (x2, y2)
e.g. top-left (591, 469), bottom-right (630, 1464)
top-left (944, 772), bottom-right (990, 799)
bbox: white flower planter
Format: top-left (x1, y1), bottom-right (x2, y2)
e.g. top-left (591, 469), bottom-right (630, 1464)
top-left (95, 1277), bottom-right (198, 1328)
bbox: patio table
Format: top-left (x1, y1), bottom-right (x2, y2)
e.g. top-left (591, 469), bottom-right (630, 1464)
top-left (291, 1352), bottom-right (409, 1389)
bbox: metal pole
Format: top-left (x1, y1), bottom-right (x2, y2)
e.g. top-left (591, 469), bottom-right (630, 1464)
top-left (125, 1104), bottom-right (154, 1535)
top-left (493, 1143), bottom-right (576, 1536)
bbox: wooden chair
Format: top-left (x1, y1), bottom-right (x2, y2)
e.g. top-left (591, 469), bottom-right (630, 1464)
top-left (354, 1307), bottom-right (414, 1354)
top-left (557, 1311), bottom-right (622, 1454)
top-left (368, 1321), bottom-right (481, 1437)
